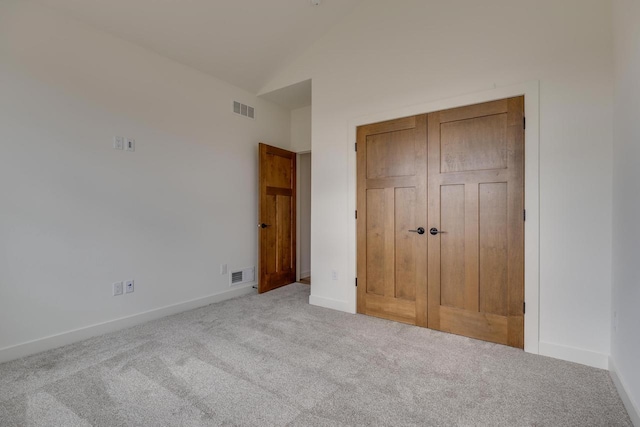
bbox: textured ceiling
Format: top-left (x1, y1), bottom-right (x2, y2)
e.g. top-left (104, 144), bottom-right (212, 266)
top-left (36, 0), bottom-right (362, 93)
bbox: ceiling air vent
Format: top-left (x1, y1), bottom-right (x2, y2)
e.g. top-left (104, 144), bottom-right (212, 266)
top-left (230, 267), bottom-right (255, 286)
top-left (233, 101), bottom-right (255, 119)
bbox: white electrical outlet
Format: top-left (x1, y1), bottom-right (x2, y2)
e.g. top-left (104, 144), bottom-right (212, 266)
top-left (113, 136), bottom-right (124, 150)
top-left (613, 311), bottom-right (618, 332)
top-left (221, 264), bottom-right (228, 275)
top-left (126, 138), bottom-right (135, 152)
top-left (125, 279), bottom-right (134, 294)
top-left (331, 270), bottom-right (338, 280)
top-left (113, 281), bottom-right (123, 296)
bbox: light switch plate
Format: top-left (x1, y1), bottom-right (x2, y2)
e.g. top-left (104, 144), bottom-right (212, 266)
top-left (125, 279), bottom-right (134, 294)
top-left (126, 138), bottom-right (135, 152)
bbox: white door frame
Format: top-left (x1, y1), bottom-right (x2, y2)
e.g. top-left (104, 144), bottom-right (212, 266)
top-left (346, 81), bottom-right (540, 354)
top-left (296, 150), bottom-right (311, 282)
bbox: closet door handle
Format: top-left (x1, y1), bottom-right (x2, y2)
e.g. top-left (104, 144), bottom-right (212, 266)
top-left (408, 227), bottom-right (425, 235)
top-left (429, 227), bottom-right (446, 235)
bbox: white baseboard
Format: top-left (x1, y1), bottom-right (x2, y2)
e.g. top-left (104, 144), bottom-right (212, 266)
top-left (610, 357), bottom-right (640, 426)
top-left (0, 284), bottom-right (256, 364)
top-left (538, 341), bottom-right (609, 369)
top-left (309, 294), bottom-right (355, 314)
top-left (300, 271), bottom-right (311, 279)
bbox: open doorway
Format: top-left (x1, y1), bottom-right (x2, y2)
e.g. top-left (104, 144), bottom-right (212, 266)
top-left (258, 79), bottom-right (312, 287)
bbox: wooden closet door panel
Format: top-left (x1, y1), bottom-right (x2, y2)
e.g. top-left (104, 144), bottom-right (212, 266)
top-left (357, 115), bottom-right (428, 326)
top-left (427, 97), bottom-right (525, 348)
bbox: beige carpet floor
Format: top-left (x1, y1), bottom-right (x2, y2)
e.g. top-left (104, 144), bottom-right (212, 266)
top-left (0, 283), bottom-right (632, 426)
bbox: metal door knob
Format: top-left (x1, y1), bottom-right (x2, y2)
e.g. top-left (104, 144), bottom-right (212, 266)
top-left (258, 223), bottom-right (270, 228)
top-left (430, 227), bottom-right (446, 235)
top-left (409, 227), bottom-right (425, 235)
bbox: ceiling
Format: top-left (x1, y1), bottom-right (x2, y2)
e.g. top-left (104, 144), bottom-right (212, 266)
top-left (36, 0), bottom-right (361, 95)
top-left (259, 79), bottom-right (312, 110)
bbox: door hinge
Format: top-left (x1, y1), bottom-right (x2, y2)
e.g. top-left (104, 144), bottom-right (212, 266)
top-left (355, 142), bottom-right (357, 152)
top-left (355, 278), bottom-right (358, 287)
top-left (523, 209), bottom-right (526, 221)
top-left (355, 210), bottom-right (357, 219)
top-left (523, 117), bottom-right (526, 130)
top-left (523, 302), bottom-right (526, 314)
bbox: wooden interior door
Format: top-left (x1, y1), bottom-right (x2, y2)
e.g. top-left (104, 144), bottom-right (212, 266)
top-left (356, 115), bottom-right (428, 326)
top-left (427, 97), bottom-right (525, 348)
top-left (258, 143), bottom-right (296, 293)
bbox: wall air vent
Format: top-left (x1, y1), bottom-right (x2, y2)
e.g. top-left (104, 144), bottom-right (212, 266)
top-left (233, 101), bottom-right (255, 119)
top-left (230, 267), bottom-right (255, 286)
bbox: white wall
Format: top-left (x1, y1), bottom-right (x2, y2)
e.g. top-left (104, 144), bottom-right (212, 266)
top-left (290, 106), bottom-right (312, 153)
top-left (0, 1), bottom-right (290, 357)
top-left (262, 0), bottom-right (614, 367)
top-left (611, 0), bottom-right (640, 421)
top-left (298, 153), bottom-right (312, 279)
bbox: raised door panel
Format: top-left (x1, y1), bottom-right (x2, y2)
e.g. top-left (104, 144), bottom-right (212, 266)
top-left (440, 114), bottom-right (508, 173)
top-left (395, 187), bottom-right (417, 302)
top-left (440, 184), bottom-right (465, 310)
top-left (479, 183), bottom-right (508, 317)
top-left (366, 189), bottom-right (387, 297)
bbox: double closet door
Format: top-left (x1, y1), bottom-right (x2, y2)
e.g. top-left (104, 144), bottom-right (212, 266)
top-left (356, 97), bottom-right (525, 348)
